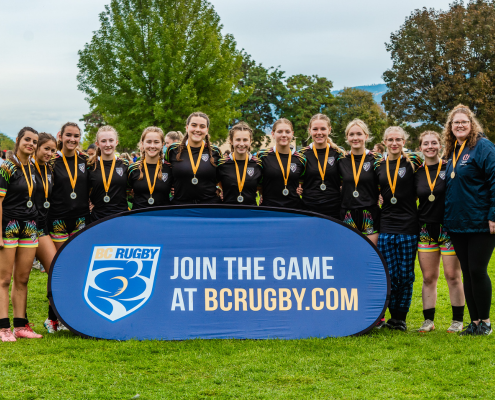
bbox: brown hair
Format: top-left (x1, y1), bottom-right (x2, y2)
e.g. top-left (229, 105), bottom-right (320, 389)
top-left (89, 125), bottom-right (119, 169)
top-left (307, 114), bottom-right (344, 155)
top-left (229, 121), bottom-right (253, 153)
top-left (383, 126), bottom-right (415, 169)
top-left (373, 143), bottom-right (385, 153)
top-left (35, 132), bottom-right (57, 162)
top-left (442, 104), bottom-right (483, 157)
top-left (11, 127), bottom-right (39, 167)
top-left (176, 112), bottom-right (215, 167)
top-left (138, 126), bottom-right (165, 180)
top-left (57, 122), bottom-right (81, 151)
top-left (165, 131), bottom-right (184, 144)
top-left (273, 118), bottom-right (294, 133)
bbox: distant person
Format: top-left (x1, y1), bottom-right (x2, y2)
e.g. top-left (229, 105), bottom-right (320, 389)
top-left (223, 149), bottom-right (231, 158)
top-left (373, 143), bottom-right (385, 154)
top-left (131, 152), bottom-right (137, 162)
top-left (6, 150), bottom-right (13, 160)
top-left (0, 151), bottom-right (5, 165)
top-left (120, 152), bottom-right (133, 163)
top-left (164, 131), bottom-right (184, 150)
top-left (86, 143), bottom-right (97, 157)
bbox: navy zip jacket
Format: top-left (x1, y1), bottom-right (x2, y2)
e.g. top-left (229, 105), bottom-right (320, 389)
top-left (444, 136), bottom-right (495, 233)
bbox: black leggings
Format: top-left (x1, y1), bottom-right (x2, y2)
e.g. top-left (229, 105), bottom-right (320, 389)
top-left (450, 232), bottom-right (495, 321)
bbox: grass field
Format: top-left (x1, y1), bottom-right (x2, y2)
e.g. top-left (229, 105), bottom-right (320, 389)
top-left (1, 258), bottom-right (495, 399)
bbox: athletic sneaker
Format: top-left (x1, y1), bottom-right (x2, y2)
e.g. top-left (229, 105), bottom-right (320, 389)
top-left (386, 318), bottom-right (407, 331)
top-left (57, 321), bottom-right (69, 331)
top-left (13, 323), bottom-right (43, 339)
top-left (418, 319), bottom-right (435, 332)
top-left (375, 318), bottom-right (386, 329)
top-left (459, 322), bottom-right (479, 336)
top-left (0, 328), bottom-right (16, 342)
top-left (478, 321), bottom-right (492, 336)
top-left (44, 318), bottom-right (58, 333)
top-left (447, 320), bottom-right (463, 333)
top-left (32, 259), bottom-right (41, 271)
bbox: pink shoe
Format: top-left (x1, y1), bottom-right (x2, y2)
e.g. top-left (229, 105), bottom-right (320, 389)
top-left (0, 328), bottom-right (16, 342)
top-left (13, 323), bottom-right (43, 339)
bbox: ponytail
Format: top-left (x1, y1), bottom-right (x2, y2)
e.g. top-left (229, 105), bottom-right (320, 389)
top-left (176, 132), bottom-right (189, 162)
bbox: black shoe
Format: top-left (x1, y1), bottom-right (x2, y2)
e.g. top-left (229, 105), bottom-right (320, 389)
top-left (459, 322), bottom-right (479, 336)
top-left (375, 318), bottom-right (386, 329)
top-left (478, 321), bottom-right (492, 336)
top-left (386, 318), bottom-right (407, 331)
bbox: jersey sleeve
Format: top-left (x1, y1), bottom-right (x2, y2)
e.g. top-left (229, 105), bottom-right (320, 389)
top-left (408, 152), bottom-right (423, 172)
top-left (0, 161), bottom-right (15, 197)
top-left (479, 139), bottom-right (495, 222)
top-left (164, 143), bottom-right (180, 163)
top-left (295, 151), bottom-right (307, 179)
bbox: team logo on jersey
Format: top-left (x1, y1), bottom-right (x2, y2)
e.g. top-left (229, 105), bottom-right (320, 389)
top-left (363, 162), bottom-right (371, 172)
top-left (201, 154), bottom-right (209, 162)
top-left (463, 154), bottom-right (470, 161)
top-left (83, 246), bottom-right (160, 322)
top-left (328, 157), bottom-right (335, 166)
top-left (47, 174), bottom-right (52, 184)
top-left (439, 171), bottom-right (446, 180)
top-left (290, 163), bottom-right (297, 173)
top-left (162, 173), bottom-right (168, 182)
top-left (116, 168), bottom-right (123, 177)
top-left (79, 163), bottom-right (86, 173)
top-left (398, 167), bottom-right (406, 178)
top-left (247, 167), bottom-right (254, 177)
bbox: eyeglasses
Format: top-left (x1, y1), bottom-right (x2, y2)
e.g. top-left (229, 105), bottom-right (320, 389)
top-left (453, 121), bottom-right (470, 127)
top-left (385, 138), bottom-right (404, 143)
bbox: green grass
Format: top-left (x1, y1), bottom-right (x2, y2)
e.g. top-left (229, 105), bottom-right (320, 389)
top-left (2, 258), bottom-right (495, 399)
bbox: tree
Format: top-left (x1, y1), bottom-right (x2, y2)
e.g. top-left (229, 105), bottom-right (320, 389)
top-left (77, 0), bottom-right (251, 148)
top-left (235, 53), bottom-right (285, 150)
top-left (80, 109), bottom-right (107, 148)
top-left (0, 133), bottom-right (15, 151)
top-left (383, 0), bottom-right (495, 141)
top-left (328, 87), bottom-right (389, 147)
top-left (279, 75), bottom-right (334, 146)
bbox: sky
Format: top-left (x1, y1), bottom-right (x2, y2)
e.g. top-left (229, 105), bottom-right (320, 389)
top-left (0, 0), bottom-right (454, 138)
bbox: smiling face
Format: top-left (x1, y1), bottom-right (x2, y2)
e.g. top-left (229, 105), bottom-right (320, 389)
top-left (310, 120), bottom-right (331, 146)
top-left (96, 131), bottom-right (119, 158)
top-left (232, 130), bottom-right (251, 156)
top-left (272, 123), bottom-right (293, 147)
top-left (451, 112), bottom-right (471, 142)
top-left (420, 133), bottom-right (441, 159)
top-left (37, 139), bottom-right (57, 163)
top-left (186, 117), bottom-right (209, 145)
top-left (347, 125), bottom-right (368, 151)
top-left (384, 130), bottom-right (405, 156)
top-left (62, 126), bottom-right (81, 152)
top-left (17, 131), bottom-right (38, 157)
top-left (142, 131), bottom-right (163, 159)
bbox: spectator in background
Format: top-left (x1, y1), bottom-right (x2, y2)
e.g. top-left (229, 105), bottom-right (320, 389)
top-left (373, 143), bottom-right (385, 154)
top-left (0, 151), bottom-right (5, 165)
top-left (164, 131), bottom-right (184, 150)
top-left (131, 152), bottom-right (137, 162)
top-left (223, 149), bottom-right (231, 158)
top-left (6, 150), bottom-right (13, 160)
top-left (120, 152), bottom-right (133, 163)
top-left (86, 143), bottom-right (97, 157)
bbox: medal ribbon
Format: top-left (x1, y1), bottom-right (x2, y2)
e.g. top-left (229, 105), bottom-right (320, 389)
top-left (187, 141), bottom-right (205, 177)
top-left (62, 152), bottom-right (78, 192)
top-left (275, 148), bottom-right (292, 187)
top-left (425, 161), bottom-right (442, 195)
top-left (312, 144), bottom-right (329, 182)
top-left (452, 140), bottom-right (467, 174)
top-left (351, 152), bottom-right (366, 190)
top-left (233, 154), bottom-right (249, 194)
top-left (386, 156), bottom-right (400, 198)
top-left (18, 157), bottom-right (34, 199)
top-left (100, 157), bottom-right (116, 195)
top-left (34, 160), bottom-right (49, 199)
top-left (143, 158), bottom-right (160, 197)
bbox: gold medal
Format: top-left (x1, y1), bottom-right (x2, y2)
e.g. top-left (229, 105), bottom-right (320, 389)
top-left (424, 161), bottom-right (442, 204)
top-left (233, 154), bottom-right (249, 202)
top-left (275, 148), bottom-right (292, 196)
top-left (34, 160), bottom-right (50, 209)
top-left (100, 156), bottom-right (116, 204)
top-left (451, 171), bottom-right (455, 179)
top-left (143, 158), bottom-right (160, 206)
top-left (386, 156), bottom-right (400, 204)
top-left (351, 152), bottom-right (366, 199)
top-left (62, 151), bottom-right (78, 200)
top-left (451, 141), bottom-right (467, 179)
top-left (187, 141), bottom-right (205, 184)
top-left (312, 144), bottom-right (329, 191)
top-left (18, 156), bottom-right (34, 208)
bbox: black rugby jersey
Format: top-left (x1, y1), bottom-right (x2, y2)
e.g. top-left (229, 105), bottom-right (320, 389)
top-left (89, 157), bottom-right (129, 220)
top-left (415, 160), bottom-right (447, 224)
top-left (165, 142), bottom-right (221, 204)
top-left (299, 144), bottom-right (342, 213)
top-left (376, 153), bottom-right (422, 235)
top-left (49, 151), bottom-right (90, 219)
top-left (33, 162), bottom-right (54, 221)
top-left (217, 154), bottom-right (262, 205)
top-left (339, 150), bottom-right (381, 209)
top-left (257, 147), bottom-right (306, 209)
top-left (0, 159), bottom-right (38, 220)
top-left (128, 159), bottom-right (172, 210)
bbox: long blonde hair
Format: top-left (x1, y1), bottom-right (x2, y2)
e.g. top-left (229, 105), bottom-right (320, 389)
top-left (344, 119), bottom-right (374, 145)
top-left (89, 125), bottom-right (119, 169)
top-left (306, 114), bottom-right (343, 155)
top-left (442, 104), bottom-right (483, 157)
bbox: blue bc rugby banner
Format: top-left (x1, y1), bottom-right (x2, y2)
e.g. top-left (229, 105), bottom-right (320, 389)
top-left (49, 206), bottom-right (389, 340)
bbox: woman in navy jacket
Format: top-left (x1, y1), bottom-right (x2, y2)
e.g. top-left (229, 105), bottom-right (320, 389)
top-left (443, 104), bottom-right (495, 336)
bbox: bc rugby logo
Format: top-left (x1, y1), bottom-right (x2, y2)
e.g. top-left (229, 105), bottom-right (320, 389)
top-left (83, 246), bottom-right (160, 322)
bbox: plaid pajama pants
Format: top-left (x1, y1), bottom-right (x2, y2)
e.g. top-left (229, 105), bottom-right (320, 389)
top-left (378, 233), bottom-right (418, 313)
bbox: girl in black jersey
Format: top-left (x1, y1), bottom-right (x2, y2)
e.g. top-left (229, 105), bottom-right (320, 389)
top-left (257, 119), bottom-right (306, 209)
top-left (165, 112), bottom-right (222, 204)
top-left (88, 126), bottom-right (129, 220)
top-left (0, 127), bottom-right (43, 341)
top-left (48, 122), bottom-right (90, 250)
top-left (338, 119), bottom-right (381, 245)
top-left (415, 131), bottom-right (464, 333)
top-left (217, 122), bottom-right (262, 205)
top-left (128, 127), bottom-right (172, 209)
top-left (376, 126), bottom-right (422, 331)
top-left (299, 114), bottom-right (343, 219)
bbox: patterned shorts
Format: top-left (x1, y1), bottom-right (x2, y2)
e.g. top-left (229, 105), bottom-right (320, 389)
top-left (37, 217), bottom-right (49, 238)
top-left (340, 205), bottom-right (380, 236)
top-left (48, 215), bottom-right (89, 243)
top-left (418, 223), bottom-right (455, 256)
top-left (1, 217), bottom-right (38, 248)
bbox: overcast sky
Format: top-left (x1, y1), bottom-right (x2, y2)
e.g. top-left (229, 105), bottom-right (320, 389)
top-left (0, 0), bottom-right (453, 138)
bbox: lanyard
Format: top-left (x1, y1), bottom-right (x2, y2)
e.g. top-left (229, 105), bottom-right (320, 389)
top-left (233, 154), bottom-right (249, 194)
top-left (351, 152), bottom-right (366, 193)
top-left (425, 161), bottom-right (442, 202)
top-left (451, 141), bottom-right (467, 179)
top-left (312, 144), bottom-right (329, 183)
top-left (143, 159), bottom-right (160, 198)
top-left (275, 148), bottom-right (292, 194)
top-left (100, 157), bottom-right (116, 197)
top-left (62, 152), bottom-right (78, 197)
top-left (18, 158), bottom-right (34, 207)
top-left (34, 160), bottom-right (49, 199)
top-left (187, 141), bottom-right (205, 182)
top-left (386, 156), bottom-right (400, 204)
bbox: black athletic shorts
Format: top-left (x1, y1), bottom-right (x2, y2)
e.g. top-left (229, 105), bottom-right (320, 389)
top-left (340, 205), bottom-right (380, 236)
top-left (48, 214), bottom-right (90, 243)
top-left (1, 216), bottom-right (38, 248)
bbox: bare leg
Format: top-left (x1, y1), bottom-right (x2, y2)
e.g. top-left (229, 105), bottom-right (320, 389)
top-left (418, 251), bottom-right (441, 310)
top-left (442, 254), bottom-right (464, 308)
top-left (11, 247), bottom-right (37, 318)
top-left (0, 248), bottom-right (16, 319)
top-left (368, 233), bottom-right (379, 247)
top-left (36, 236), bottom-right (57, 274)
